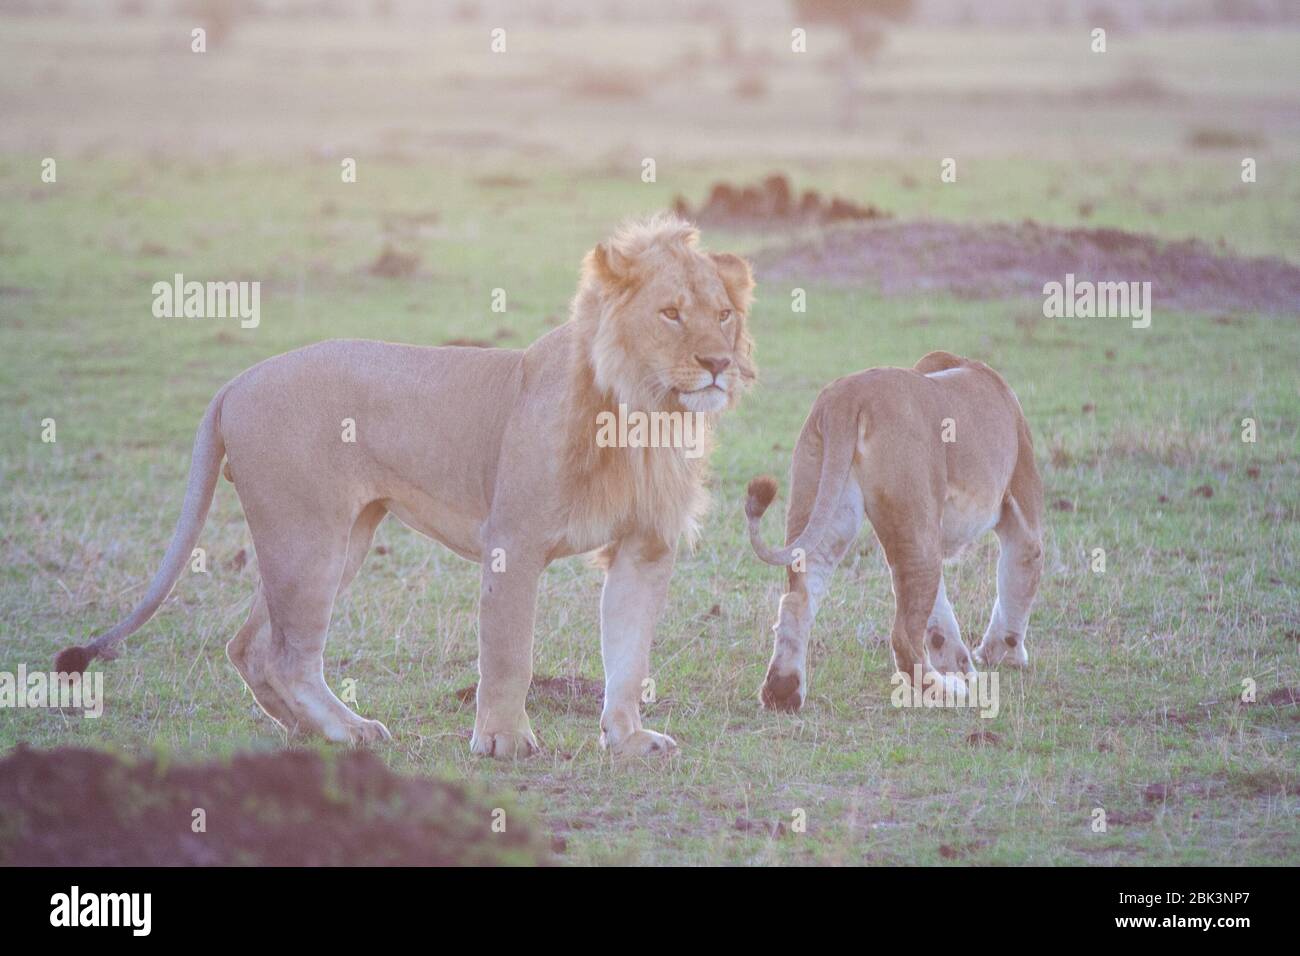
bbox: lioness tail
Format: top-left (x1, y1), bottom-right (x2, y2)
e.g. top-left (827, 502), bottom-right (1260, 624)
top-left (744, 404), bottom-right (860, 567)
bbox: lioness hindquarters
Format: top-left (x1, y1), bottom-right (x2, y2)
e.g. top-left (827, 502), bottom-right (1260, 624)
top-left (747, 377), bottom-right (953, 709)
top-left (746, 357), bottom-right (1043, 710)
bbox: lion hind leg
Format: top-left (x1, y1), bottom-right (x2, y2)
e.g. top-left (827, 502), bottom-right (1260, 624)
top-left (228, 504), bottom-right (390, 739)
top-left (336, 502), bottom-right (386, 595)
top-left (226, 583), bottom-right (298, 730)
top-left (254, 514), bottom-right (390, 744)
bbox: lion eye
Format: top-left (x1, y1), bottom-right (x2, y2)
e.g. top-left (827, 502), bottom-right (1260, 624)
top-left (660, 308), bottom-right (680, 322)
top-left (719, 309), bottom-right (732, 323)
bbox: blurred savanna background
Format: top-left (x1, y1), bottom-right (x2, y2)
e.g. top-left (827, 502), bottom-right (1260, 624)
top-left (1, 0), bottom-right (1297, 865)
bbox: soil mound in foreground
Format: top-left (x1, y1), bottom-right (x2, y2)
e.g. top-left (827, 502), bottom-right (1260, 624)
top-left (0, 745), bottom-right (551, 866)
top-left (754, 219), bottom-right (1300, 316)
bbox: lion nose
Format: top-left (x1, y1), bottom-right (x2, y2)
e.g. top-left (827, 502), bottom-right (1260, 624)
top-left (694, 355), bottom-right (731, 376)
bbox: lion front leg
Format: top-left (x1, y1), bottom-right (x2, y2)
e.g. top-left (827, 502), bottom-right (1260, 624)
top-left (598, 533), bottom-right (678, 757)
top-left (470, 541), bottom-right (543, 759)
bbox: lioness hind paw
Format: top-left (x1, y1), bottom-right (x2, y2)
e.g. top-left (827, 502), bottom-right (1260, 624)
top-left (911, 669), bottom-right (974, 705)
top-left (759, 670), bottom-right (805, 712)
top-left (973, 638), bottom-right (1029, 670)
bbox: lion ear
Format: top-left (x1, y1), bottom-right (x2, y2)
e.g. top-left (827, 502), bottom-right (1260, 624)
top-left (584, 241), bottom-right (635, 292)
top-left (711, 252), bottom-right (754, 314)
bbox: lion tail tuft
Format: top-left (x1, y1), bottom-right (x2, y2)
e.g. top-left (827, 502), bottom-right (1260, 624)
top-left (54, 643), bottom-right (97, 676)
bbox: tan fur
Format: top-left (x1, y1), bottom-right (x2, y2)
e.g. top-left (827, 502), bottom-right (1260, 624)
top-left (745, 351), bottom-right (1043, 711)
top-left (64, 214), bottom-right (755, 757)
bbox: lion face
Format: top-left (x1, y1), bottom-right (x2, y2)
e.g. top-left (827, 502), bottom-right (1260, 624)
top-left (580, 215), bottom-right (755, 415)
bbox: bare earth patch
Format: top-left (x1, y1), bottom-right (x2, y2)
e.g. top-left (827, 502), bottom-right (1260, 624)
top-left (673, 174), bottom-right (889, 231)
top-left (0, 746), bottom-right (551, 866)
top-left (754, 220), bottom-right (1300, 315)
top-left (452, 674), bottom-right (604, 716)
top-left (366, 244), bottom-right (421, 278)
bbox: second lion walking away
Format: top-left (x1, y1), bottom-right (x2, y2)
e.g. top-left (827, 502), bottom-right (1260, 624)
top-left (744, 351), bottom-right (1043, 712)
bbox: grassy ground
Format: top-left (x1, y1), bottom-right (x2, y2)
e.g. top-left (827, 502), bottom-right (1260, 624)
top-left (2, 151), bottom-right (1296, 865)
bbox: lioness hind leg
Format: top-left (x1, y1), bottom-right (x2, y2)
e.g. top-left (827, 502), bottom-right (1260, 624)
top-left (863, 452), bottom-right (958, 694)
top-left (975, 417), bottom-right (1044, 669)
top-left (974, 496), bottom-right (1042, 670)
top-left (759, 479), bottom-right (864, 712)
top-left (925, 575), bottom-right (974, 675)
top-left (884, 545), bottom-right (947, 690)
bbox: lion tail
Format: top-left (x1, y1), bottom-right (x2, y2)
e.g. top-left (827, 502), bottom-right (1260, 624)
top-left (55, 388), bottom-right (228, 674)
top-left (745, 402), bottom-right (860, 567)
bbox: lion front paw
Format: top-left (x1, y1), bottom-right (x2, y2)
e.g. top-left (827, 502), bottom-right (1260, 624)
top-left (470, 727), bottom-right (540, 759)
top-left (600, 728), bottom-right (678, 757)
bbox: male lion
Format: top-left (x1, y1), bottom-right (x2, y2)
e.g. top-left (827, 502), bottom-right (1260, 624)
top-left (57, 214), bottom-right (756, 757)
top-left (743, 351), bottom-right (1042, 711)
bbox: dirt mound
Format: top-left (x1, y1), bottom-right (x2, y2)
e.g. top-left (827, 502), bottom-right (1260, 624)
top-left (367, 244), bottom-right (420, 278)
top-left (0, 745), bottom-right (551, 866)
top-left (453, 674), bottom-right (603, 716)
top-left (673, 174), bottom-right (889, 230)
top-left (754, 219), bottom-right (1300, 315)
